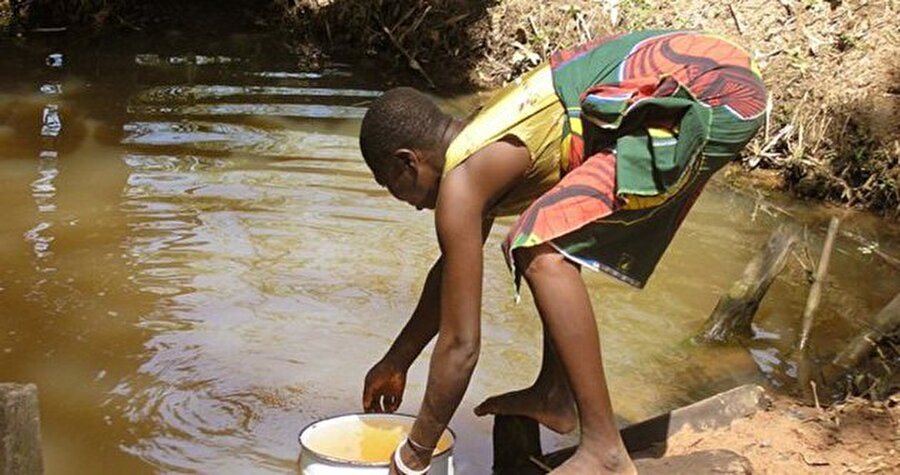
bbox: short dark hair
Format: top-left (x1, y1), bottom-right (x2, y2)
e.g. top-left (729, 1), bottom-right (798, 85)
top-left (359, 87), bottom-right (449, 175)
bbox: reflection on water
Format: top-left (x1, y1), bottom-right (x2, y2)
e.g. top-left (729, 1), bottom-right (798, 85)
top-left (1, 31), bottom-right (899, 475)
top-left (128, 103), bottom-right (368, 119)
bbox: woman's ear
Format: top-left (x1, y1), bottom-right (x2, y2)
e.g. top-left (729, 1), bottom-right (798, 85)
top-left (394, 149), bottom-right (418, 170)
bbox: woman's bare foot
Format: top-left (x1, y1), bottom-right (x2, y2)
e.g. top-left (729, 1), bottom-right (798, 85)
top-left (550, 446), bottom-right (636, 475)
top-left (473, 380), bottom-right (577, 433)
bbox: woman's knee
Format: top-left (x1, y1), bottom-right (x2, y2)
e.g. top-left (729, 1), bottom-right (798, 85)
top-left (514, 244), bottom-right (570, 281)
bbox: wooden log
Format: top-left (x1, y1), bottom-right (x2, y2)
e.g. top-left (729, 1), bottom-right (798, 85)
top-left (796, 218), bottom-right (840, 401)
top-left (696, 225), bottom-right (799, 343)
top-left (0, 383), bottom-right (43, 475)
top-left (829, 292), bottom-right (900, 375)
top-left (620, 384), bottom-right (769, 453)
top-left (799, 217), bottom-right (840, 351)
top-left (492, 415), bottom-right (543, 475)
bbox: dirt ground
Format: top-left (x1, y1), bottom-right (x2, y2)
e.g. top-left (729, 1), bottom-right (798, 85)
top-left (656, 396), bottom-right (900, 474)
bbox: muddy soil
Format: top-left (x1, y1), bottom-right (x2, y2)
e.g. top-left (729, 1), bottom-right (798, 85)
top-left (654, 396), bottom-right (900, 474)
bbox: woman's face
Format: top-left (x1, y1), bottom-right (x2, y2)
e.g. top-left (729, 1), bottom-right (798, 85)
top-left (377, 150), bottom-right (440, 211)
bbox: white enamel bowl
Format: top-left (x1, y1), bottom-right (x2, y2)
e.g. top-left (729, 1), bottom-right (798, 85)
top-left (298, 413), bottom-right (455, 474)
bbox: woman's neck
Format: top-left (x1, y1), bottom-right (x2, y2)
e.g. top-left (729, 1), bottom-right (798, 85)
top-left (432, 118), bottom-right (465, 171)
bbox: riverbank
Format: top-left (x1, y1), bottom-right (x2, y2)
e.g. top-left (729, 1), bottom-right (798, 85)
top-left (658, 395), bottom-right (900, 474)
top-left (526, 385), bottom-right (899, 473)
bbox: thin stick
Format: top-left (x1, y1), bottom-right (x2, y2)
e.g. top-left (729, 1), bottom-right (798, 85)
top-left (397, 5), bottom-right (432, 45)
top-left (381, 25), bottom-right (436, 89)
top-left (728, 5), bottom-right (745, 35)
top-left (758, 124), bottom-right (794, 157)
top-left (831, 292), bottom-right (900, 372)
top-left (799, 217), bottom-right (840, 351)
top-left (810, 380), bottom-right (822, 411)
top-left (527, 15), bottom-right (540, 37)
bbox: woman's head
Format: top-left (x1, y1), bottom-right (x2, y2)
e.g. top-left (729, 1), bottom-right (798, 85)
top-left (359, 87), bottom-right (451, 210)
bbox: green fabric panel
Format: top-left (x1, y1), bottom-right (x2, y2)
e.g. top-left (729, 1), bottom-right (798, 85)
top-left (582, 96), bottom-right (629, 126)
top-left (607, 93), bottom-right (711, 195)
top-left (700, 109), bottom-right (764, 171)
top-left (615, 131), bottom-right (656, 195)
top-left (650, 139), bottom-right (677, 175)
top-left (705, 109), bottom-right (764, 154)
top-left (550, 30), bottom-right (675, 109)
top-left (670, 101), bottom-right (711, 182)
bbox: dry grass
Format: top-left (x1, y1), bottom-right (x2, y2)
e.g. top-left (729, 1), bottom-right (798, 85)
top-left (0, 1), bottom-right (12, 31)
top-left (843, 333), bottom-right (900, 401)
top-left (274, 0), bottom-right (614, 87)
top-left (2, 0), bottom-right (141, 30)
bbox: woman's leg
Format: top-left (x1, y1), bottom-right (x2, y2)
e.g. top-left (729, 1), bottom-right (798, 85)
top-left (474, 324), bottom-right (577, 434)
top-left (516, 243), bottom-right (634, 474)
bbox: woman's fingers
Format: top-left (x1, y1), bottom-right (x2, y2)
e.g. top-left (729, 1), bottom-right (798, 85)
top-left (364, 389), bottom-right (386, 413)
top-left (392, 395), bottom-right (402, 412)
top-left (363, 384), bottom-right (401, 413)
top-left (362, 386), bottom-right (376, 412)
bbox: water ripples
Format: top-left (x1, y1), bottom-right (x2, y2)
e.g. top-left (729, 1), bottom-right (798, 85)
top-left (106, 47), bottom-right (417, 472)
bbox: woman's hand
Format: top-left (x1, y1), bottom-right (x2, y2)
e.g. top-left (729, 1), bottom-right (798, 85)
top-left (388, 439), bottom-right (433, 475)
top-left (363, 357), bottom-right (407, 413)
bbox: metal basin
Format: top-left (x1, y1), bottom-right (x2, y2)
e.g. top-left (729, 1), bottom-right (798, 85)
top-left (298, 413), bottom-right (455, 474)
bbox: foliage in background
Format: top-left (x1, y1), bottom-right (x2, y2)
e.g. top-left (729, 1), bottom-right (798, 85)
top-left (274, 0), bottom-right (609, 86)
top-left (2, 0), bottom-right (131, 30)
top-left (0, 1), bottom-right (12, 32)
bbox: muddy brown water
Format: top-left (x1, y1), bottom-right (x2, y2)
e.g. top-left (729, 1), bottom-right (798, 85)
top-left (1, 32), bottom-right (898, 474)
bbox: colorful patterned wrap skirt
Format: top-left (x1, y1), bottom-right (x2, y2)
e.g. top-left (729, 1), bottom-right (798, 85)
top-left (502, 30), bottom-right (767, 289)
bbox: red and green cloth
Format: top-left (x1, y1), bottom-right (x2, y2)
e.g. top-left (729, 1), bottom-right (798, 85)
top-left (503, 30), bottom-right (767, 289)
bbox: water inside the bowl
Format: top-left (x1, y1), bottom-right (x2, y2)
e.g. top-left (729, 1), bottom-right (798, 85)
top-left (304, 417), bottom-right (453, 464)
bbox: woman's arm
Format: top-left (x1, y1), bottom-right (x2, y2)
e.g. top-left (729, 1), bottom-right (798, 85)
top-left (408, 176), bottom-right (486, 447)
top-left (364, 219), bottom-right (494, 413)
top-left (393, 139), bottom-right (531, 472)
top-left (378, 215), bottom-right (496, 369)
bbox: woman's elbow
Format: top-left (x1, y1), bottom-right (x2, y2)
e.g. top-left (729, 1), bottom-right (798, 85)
top-left (440, 335), bottom-right (480, 368)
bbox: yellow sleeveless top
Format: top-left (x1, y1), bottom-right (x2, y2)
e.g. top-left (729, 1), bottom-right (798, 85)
top-left (443, 64), bottom-right (565, 217)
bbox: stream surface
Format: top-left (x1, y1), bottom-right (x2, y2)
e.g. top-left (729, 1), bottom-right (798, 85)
top-left (1, 30), bottom-right (898, 474)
